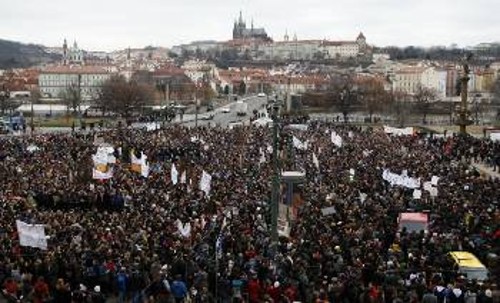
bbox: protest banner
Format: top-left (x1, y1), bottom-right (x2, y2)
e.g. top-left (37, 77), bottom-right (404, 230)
top-left (16, 220), bottom-right (47, 250)
top-left (321, 206), bottom-right (336, 216)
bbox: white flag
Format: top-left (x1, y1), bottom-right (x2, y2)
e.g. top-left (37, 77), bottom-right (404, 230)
top-left (141, 159), bottom-right (150, 178)
top-left (431, 176), bottom-right (440, 186)
top-left (199, 170), bottom-right (212, 195)
top-left (312, 153), bottom-right (319, 169)
top-left (349, 168), bottom-right (355, 181)
top-left (293, 136), bottom-right (307, 150)
top-left (176, 220), bottom-right (191, 238)
top-left (359, 192), bottom-right (367, 203)
top-left (423, 181), bottom-right (433, 192)
top-left (16, 220), bottom-right (47, 250)
top-left (331, 131), bottom-right (343, 148)
top-left (180, 171), bottom-right (186, 184)
top-left (413, 189), bottom-right (422, 200)
top-left (259, 148), bottom-right (266, 164)
top-left (171, 164), bottom-right (179, 185)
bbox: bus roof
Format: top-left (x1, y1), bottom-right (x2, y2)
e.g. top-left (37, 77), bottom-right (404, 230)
top-left (449, 251), bottom-right (486, 269)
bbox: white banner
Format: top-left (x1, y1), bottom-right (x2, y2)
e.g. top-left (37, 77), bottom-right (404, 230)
top-left (384, 126), bottom-right (414, 136)
top-left (92, 167), bottom-right (113, 180)
top-left (277, 218), bottom-right (291, 237)
top-left (382, 169), bottom-right (420, 189)
top-left (27, 145), bottom-right (40, 152)
top-left (171, 164), bottom-right (178, 185)
top-left (321, 206), bottom-right (336, 216)
top-left (199, 170), bottom-right (212, 195)
top-left (16, 220), bottom-right (47, 250)
top-left (490, 133), bottom-right (500, 142)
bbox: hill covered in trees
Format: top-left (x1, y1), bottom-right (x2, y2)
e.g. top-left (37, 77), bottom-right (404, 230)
top-left (0, 39), bottom-right (59, 69)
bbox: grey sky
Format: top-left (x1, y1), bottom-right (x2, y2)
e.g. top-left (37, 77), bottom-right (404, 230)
top-left (0, 0), bottom-right (497, 51)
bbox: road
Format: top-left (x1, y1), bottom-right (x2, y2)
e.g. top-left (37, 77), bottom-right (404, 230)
top-left (134, 95), bottom-right (269, 130)
top-left (0, 95), bottom-right (270, 137)
top-left (179, 95), bottom-right (268, 128)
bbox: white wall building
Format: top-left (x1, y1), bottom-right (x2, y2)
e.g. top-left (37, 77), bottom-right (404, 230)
top-left (421, 67), bottom-right (447, 99)
top-left (392, 66), bottom-right (447, 99)
top-left (255, 32), bottom-right (368, 61)
top-left (39, 65), bottom-right (111, 100)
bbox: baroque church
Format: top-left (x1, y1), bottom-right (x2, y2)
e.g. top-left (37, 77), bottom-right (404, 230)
top-left (232, 11), bottom-right (271, 41)
top-left (62, 39), bottom-right (84, 65)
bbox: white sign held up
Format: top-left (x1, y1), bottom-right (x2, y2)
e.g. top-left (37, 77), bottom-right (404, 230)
top-left (16, 220), bottom-right (48, 250)
top-left (199, 170), bottom-right (212, 195)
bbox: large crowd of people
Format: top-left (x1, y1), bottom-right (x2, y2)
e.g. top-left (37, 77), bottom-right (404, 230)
top-left (0, 121), bottom-right (499, 303)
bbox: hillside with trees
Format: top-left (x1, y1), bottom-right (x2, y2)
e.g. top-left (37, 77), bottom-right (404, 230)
top-left (0, 39), bottom-right (59, 69)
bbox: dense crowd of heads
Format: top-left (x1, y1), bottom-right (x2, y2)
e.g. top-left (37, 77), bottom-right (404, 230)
top-left (0, 122), bottom-right (499, 303)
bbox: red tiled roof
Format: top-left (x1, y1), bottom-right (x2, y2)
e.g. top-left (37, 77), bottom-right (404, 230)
top-left (42, 65), bottom-right (110, 74)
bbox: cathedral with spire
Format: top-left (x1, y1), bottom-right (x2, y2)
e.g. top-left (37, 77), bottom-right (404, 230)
top-left (232, 11), bottom-right (271, 41)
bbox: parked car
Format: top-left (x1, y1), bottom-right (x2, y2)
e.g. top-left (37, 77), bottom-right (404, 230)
top-left (221, 107), bottom-right (231, 113)
top-left (199, 113), bottom-right (214, 120)
top-left (257, 92), bottom-right (266, 97)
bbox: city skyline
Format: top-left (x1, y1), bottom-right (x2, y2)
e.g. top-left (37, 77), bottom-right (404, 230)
top-left (1, 0), bottom-right (498, 52)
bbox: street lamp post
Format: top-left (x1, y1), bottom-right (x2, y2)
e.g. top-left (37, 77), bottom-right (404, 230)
top-left (456, 53), bottom-right (474, 134)
top-left (30, 98), bottom-right (34, 134)
top-left (195, 99), bottom-right (199, 128)
top-left (270, 103), bottom-right (281, 260)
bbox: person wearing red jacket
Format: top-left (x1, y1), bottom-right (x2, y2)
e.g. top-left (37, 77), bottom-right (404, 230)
top-left (247, 275), bottom-right (262, 303)
top-left (267, 281), bottom-right (281, 302)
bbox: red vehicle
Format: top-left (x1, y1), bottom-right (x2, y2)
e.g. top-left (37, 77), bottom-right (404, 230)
top-left (398, 212), bottom-right (429, 233)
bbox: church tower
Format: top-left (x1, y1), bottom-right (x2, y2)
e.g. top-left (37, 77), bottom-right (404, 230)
top-left (284, 30), bottom-right (289, 42)
top-left (233, 19), bottom-right (238, 39)
top-left (62, 38), bottom-right (68, 65)
top-left (356, 32), bottom-right (366, 46)
top-left (356, 32), bottom-right (367, 53)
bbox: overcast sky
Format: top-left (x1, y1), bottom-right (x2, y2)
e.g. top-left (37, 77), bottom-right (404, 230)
top-left (1, 0), bottom-right (498, 51)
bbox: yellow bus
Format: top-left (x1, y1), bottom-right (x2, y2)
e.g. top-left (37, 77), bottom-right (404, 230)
top-left (448, 251), bottom-right (489, 281)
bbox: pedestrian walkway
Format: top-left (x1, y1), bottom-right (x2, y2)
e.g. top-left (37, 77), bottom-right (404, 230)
top-left (472, 161), bottom-right (500, 180)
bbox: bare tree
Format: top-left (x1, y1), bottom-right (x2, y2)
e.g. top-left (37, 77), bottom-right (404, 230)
top-left (414, 85), bottom-right (437, 124)
top-left (0, 86), bottom-right (14, 115)
top-left (358, 78), bottom-right (388, 122)
top-left (59, 84), bottom-right (81, 117)
top-left (98, 75), bottom-right (154, 118)
top-left (390, 90), bottom-right (412, 127)
top-left (492, 76), bottom-right (500, 120)
top-left (331, 74), bottom-right (358, 123)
